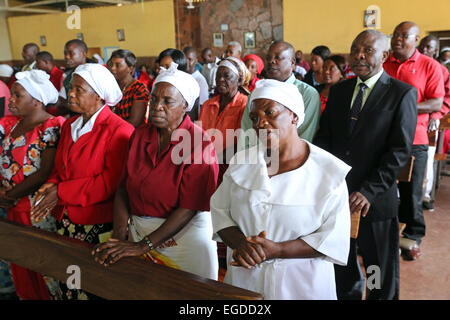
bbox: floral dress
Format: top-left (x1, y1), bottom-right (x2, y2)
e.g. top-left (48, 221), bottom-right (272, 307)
top-left (0, 115), bottom-right (65, 300)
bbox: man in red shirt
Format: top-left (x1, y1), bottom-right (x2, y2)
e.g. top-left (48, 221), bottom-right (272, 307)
top-left (418, 35), bottom-right (450, 211)
top-left (384, 21), bottom-right (445, 260)
top-left (35, 51), bottom-right (64, 91)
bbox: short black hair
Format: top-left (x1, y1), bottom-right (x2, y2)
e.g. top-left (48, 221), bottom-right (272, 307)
top-left (110, 49), bottom-right (137, 68)
top-left (158, 48), bottom-right (187, 72)
top-left (183, 46), bottom-right (197, 56)
top-left (65, 39), bottom-right (88, 53)
top-left (311, 45), bottom-right (331, 60)
top-left (36, 51), bottom-right (54, 63)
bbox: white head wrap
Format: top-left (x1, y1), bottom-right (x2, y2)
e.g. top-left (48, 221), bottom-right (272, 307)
top-left (249, 79), bottom-right (305, 128)
top-left (15, 69), bottom-right (58, 106)
top-left (152, 62), bottom-right (200, 111)
top-left (218, 58), bottom-right (240, 77)
top-left (73, 63), bottom-right (122, 106)
top-left (0, 64), bottom-right (14, 78)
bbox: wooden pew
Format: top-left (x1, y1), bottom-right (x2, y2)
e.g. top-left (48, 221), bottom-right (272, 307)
top-left (0, 218), bottom-right (262, 300)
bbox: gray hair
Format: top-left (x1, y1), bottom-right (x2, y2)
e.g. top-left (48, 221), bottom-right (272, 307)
top-left (228, 41), bottom-right (242, 52)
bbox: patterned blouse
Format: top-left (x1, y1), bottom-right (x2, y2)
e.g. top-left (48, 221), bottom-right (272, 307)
top-left (0, 116), bottom-right (65, 225)
top-left (113, 80), bottom-right (150, 121)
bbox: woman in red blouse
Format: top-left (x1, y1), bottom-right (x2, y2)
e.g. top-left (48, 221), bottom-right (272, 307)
top-left (30, 64), bottom-right (134, 299)
top-left (92, 62), bottom-right (219, 280)
top-left (0, 70), bottom-right (65, 300)
top-left (109, 50), bottom-right (150, 128)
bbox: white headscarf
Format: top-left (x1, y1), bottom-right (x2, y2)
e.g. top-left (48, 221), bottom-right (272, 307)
top-left (249, 79), bottom-right (305, 128)
top-left (152, 62), bottom-right (200, 111)
top-left (73, 63), bottom-right (122, 106)
top-left (15, 69), bottom-right (58, 106)
top-left (0, 64), bottom-right (13, 78)
top-left (218, 58), bottom-right (240, 77)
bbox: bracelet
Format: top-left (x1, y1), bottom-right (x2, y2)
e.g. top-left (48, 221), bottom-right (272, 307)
top-left (143, 236), bottom-right (154, 251)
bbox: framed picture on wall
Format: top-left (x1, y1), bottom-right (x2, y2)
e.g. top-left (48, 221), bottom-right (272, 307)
top-left (213, 33), bottom-right (224, 47)
top-left (117, 29), bottom-right (125, 41)
top-left (103, 46), bottom-right (120, 64)
top-left (364, 10), bottom-right (377, 28)
top-left (40, 36), bottom-right (47, 46)
top-left (77, 33), bottom-right (84, 41)
top-left (244, 32), bottom-right (256, 49)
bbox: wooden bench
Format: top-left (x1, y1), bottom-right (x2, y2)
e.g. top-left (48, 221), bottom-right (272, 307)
top-left (0, 218), bottom-right (262, 300)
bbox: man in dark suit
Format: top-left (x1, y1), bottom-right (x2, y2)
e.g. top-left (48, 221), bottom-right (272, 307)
top-left (314, 30), bottom-right (417, 300)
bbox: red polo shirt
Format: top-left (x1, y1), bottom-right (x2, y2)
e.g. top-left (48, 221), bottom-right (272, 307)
top-left (384, 49), bottom-right (445, 145)
top-left (430, 64), bottom-right (450, 120)
top-left (123, 115), bottom-right (219, 218)
top-left (49, 65), bottom-right (64, 91)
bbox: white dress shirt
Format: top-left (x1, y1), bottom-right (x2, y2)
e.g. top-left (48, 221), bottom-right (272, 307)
top-left (192, 70), bottom-right (210, 106)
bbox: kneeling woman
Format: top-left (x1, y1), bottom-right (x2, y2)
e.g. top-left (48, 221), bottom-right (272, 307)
top-left (93, 62), bottom-right (219, 280)
top-left (31, 64), bottom-right (134, 299)
top-left (211, 80), bottom-right (351, 299)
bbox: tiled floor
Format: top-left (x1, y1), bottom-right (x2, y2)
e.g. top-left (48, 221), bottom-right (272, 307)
top-left (217, 171), bottom-right (450, 300)
top-left (399, 173), bottom-right (450, 300)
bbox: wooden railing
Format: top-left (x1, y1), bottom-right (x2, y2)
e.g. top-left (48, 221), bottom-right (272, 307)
top-left (0, 218), bottom-right (262, 300)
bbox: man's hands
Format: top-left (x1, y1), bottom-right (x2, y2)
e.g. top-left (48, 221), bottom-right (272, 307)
top-left (349, 191), bottom-right (370, 217)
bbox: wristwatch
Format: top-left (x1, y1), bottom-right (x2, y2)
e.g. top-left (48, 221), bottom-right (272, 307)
top-left (143, 236), bottom-right (155, 252)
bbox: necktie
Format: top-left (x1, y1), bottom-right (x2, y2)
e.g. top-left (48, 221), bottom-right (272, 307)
top-left (349, 83), bottom-right (367, 135)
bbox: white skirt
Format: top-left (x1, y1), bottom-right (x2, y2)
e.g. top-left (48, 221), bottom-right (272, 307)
top-left (129, 211), bottom-right (218, 280)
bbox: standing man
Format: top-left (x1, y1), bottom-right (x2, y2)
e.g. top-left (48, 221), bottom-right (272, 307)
top-left (184, 47), bottom-right (209, 106)
top-left (238, 41), bottom-right (321, 147)
top-left (21, 43), bottom-right (39, 71)
top-left (418, 35), bottom-right (450, 211)
top-left (225, 41), bottom-right (242, 59)
top-left (35, 51), bottom-right (64, 91)
top-left (315, 30), bottom-right (417, 300)
top-left (384, 22), bottom-right (445, 260)
top-left (58, 39), bottom-right (88, 116)
top-left (201, 48), bottom-right (220, 97)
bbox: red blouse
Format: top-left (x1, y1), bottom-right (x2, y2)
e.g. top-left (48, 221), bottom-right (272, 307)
top-left (123, 115), bottom-right (219, 218)
top-left (47, 107), bottom-right (134, 225)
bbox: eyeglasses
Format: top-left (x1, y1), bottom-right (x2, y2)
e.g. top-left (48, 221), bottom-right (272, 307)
top-left (392, 33), bottom-right (416, 40)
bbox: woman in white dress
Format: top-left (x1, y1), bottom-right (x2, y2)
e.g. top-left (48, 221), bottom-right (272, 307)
top-left (211, 79), bottom-right (351, 300)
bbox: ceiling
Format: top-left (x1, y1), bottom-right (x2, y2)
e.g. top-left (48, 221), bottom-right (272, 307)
top-left (0, 0), bottom-right (140, 15)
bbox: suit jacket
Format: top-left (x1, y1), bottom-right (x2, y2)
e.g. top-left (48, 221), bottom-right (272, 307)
top-left (48, 106), bottom-right (134, 225)
top-left (314, 71), bottom-right (417, 222)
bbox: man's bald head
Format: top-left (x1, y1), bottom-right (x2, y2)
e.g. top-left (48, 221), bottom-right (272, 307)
top-left (391, 21), bottom-right (420, 61)
top-left (270, 41), bottom-right (296, 60)
top-left (22, 43), bottom-right (40, 65)
top-left (354, 29), bottom-right (389, 51)
top-left (418, 35), bottom-right (439, 58)
top-left (266, 41), bottom-right (296, 81)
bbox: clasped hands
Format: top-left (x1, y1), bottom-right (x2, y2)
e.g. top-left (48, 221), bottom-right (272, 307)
top-left (232, 231), bottom-right (279, 269)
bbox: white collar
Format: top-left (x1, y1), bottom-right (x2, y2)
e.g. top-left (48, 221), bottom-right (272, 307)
top-left (226, 142), bottom-right (351, 205)
top-left (70, 105), bottom-right (106, 142)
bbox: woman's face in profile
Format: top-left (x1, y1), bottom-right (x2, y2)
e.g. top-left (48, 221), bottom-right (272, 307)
top-left (249, 98), bottom-right (297, 149)
top-left (8, 83), bottom-right (36, 117)
top-left (149, 82), bottom-right (187, 130)
top-left (310, 54), bottom-right (324, 73)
